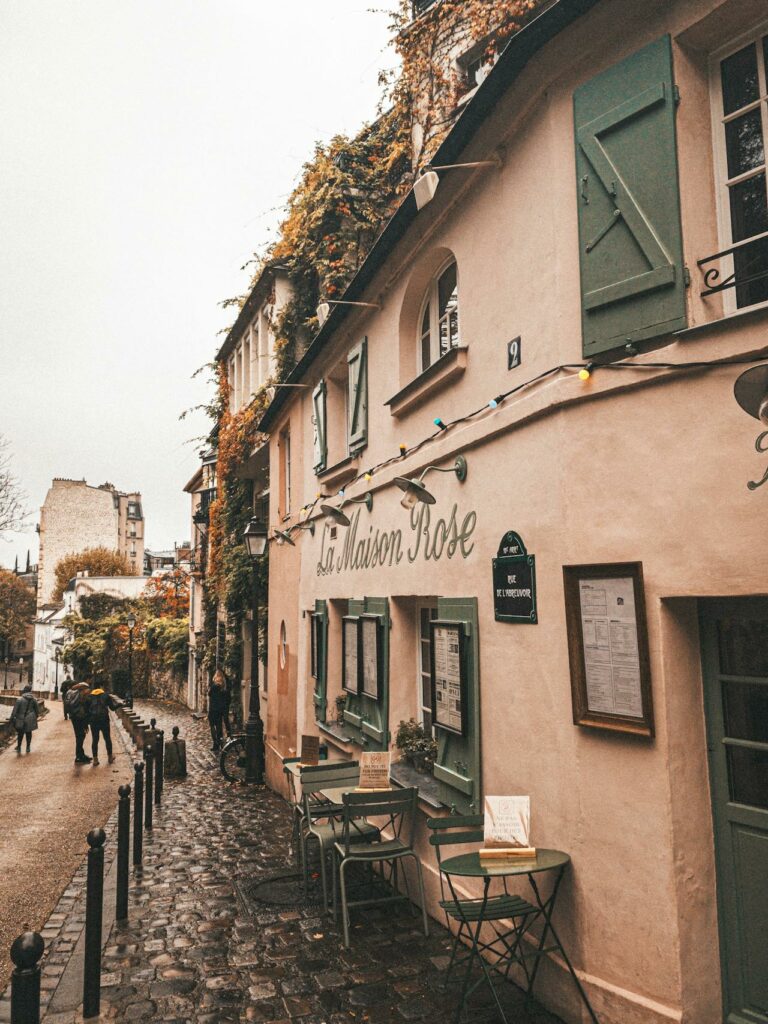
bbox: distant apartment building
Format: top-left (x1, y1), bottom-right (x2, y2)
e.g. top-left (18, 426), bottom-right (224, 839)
top-left (36, 478), bottom-right (145, 608)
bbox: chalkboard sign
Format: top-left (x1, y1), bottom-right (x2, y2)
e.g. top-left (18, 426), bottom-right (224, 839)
top-left (342, 616), bottom-right (360, 694)
top-left (492, 531), bottom-right (537, 623)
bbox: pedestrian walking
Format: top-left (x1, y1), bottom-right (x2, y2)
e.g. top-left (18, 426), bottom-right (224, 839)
top-left (65, 681), bottom-right (92, 764)
top-left (88, 682), bottom-right (118, 765)
top-left (61, 673), bottom-right (73, 719)
top-left (208, 670), bottom-right (228, 752)
top-left (10, 683), bottom-right (38, 754)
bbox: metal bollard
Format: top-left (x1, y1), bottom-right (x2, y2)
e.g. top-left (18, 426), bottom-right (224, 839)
top-left (10, 931), bottom-right (44, 1024)
top-left (144, 742), bottom-right (154, 831)
top-left (154, 729), bottom-right (164, 805)
top-left (116, 784), bottom-right (131, 921)
top-left (133, 762), bottom-right (144, 867)
top-left (83, 829), bottom-right (106, 1020)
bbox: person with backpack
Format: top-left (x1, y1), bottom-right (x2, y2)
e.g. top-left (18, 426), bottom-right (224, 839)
top-left (60, 673), bottom-right (73, 719)
top-left (65, 681), bottom-right (92, 764)
top-left (88, 683), bottom-right (118, 765)
top-left (10, 684), bottom-right (38, 754)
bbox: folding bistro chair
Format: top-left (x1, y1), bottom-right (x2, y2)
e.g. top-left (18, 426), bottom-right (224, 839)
top-left (426, 815), bottom-right (538, 987)
top-left (298, 761), bottom-right (379, 908)
top-left (282, 756), bottom-right (303, 863)
top-left (333, 787), bottom-right (429, 948)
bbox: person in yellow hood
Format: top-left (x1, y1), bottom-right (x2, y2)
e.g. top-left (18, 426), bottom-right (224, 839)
top-left (89, 683), bottom-right (118, 766)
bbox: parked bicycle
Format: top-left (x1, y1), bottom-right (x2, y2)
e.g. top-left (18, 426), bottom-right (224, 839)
top-left (219, 733), bottom-right (248, 782)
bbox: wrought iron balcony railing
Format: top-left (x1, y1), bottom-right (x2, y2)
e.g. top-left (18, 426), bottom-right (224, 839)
top-left (698, 230), bottom-right (768, 305)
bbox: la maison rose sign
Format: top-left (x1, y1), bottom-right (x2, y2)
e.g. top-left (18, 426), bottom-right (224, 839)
top-left (316, 502), bottom-right (477, 577)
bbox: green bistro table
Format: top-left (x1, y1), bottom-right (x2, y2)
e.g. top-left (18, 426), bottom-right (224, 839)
top-left (439, 849), bottom-right (599, 1024)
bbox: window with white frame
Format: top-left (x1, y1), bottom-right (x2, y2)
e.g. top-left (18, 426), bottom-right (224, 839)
top-left (418, 604), bottom-right (438, 735)
top-left (280, 428), bottom-right (292, 515)
top-left (713, 29), bottom-right (768, 309)
top-left (418, 261), bottom-right (459, 371)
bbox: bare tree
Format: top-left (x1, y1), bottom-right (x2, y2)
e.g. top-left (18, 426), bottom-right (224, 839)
top-left (0, 435), bottom-right (28, 536)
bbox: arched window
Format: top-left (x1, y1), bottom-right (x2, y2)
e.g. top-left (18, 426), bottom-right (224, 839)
top-left (418, 261), bottom-right (459, 371)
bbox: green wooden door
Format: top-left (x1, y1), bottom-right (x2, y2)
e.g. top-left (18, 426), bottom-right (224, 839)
top-left (699, 599), bottom-right (768, 1024)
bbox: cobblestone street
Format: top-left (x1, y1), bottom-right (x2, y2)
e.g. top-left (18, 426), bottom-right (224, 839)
top-left (4, 701), bottom-right (564, 1024)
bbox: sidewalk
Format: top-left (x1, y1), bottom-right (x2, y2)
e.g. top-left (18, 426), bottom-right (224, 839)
top-left (5, 701), bottom-right (564, 1024)
top-left (0, 698), bottom-right (132, 994)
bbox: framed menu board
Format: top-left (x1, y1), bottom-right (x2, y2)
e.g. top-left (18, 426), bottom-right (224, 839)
top-left (342, 616), bottom-right (360, 695)
top-left (563, 562), bottom-right (654, 737)
top-left (430, 620), bottom-right (467, 735)
top-left (360, 614), bottom-right (382, 701)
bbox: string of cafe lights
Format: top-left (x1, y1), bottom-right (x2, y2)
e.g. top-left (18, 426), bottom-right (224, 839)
top-left (291, 351), bottom-right (768, 521)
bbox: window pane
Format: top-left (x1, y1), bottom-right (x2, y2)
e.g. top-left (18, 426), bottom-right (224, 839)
top-left (438, 263), bottom-right (458, 319)
top-left (726, 745), bottom-right (768, 809)
top-left (723, 681), bottom-right (768, 743)
top-left (718, 616), bottom-right (768, 676)
top-left (721, 44), bottom-right (759, 116)
top-left (734, 237), bottom-right (768, 308)
top-left (420, 302), bottom-right (431, 370)
top-left (421, 672), bottom-right (431, 709)
top-left (729, 171), bottom-right (768, 242)
top-left (725, 109), bottom-right (765, 178)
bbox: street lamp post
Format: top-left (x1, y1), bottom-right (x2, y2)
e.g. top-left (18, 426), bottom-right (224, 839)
top-left (243, 517), bottom-right (268, 785)
top-left (54, 649), bottom-right (60, 700)
top-left (127, 614), bottom-right (136, 709)
top-left (3, 659), bottom-right (7, 689)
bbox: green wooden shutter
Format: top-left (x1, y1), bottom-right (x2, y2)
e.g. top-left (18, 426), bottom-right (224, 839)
top-left (347, 338), bottom-right (368, 454)
top-left (312, 381), bottom-right (327, 474)
top-left (433, 597), bottom-right (481, 815)
top-left (342, 596), bottom-right (389, 750)
top-left (574, 35), bottom-right (687, 357)
top-left (312, 599), bottom-right (328, 723)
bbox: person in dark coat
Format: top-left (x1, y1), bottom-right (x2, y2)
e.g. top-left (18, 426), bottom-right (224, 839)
top-left (10, 684), bottom-right (38, 754)
top-left (65, 681), bottom-right (92, 764)
top-left (88, 683), bottom-right (118, 765)
top-left (208, 670), bottom-right (228, 751)
top-left (60, 674), bottom-right (73, 719)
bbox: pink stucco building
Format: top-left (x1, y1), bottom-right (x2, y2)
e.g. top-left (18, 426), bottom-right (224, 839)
top-left (257, 2), bottom-right (768, 1022)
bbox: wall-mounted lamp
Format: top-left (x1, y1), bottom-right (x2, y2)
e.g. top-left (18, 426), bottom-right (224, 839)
top-left (394, 456), bottom-right (468, 509)
top-left (273, 520), bottom-right (315, 547)
top-left (321, 492), bottom-right (373, 528)
top-left (265, 383), bottom-right (311, 402)
top-left (734, 364), bottom-right (768, 424)
top-left (316, 299), bottom-right (381, 327)
top-left (413, 156), bottom-right (503, 211)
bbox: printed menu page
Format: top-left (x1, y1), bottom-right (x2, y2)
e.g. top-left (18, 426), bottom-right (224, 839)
top-left (579, 577), bottom-right (643, 717)
top-left (433, 624), bottom-right (463, 732)
top-left (483, 796), bottom-right (531, 849)
top-left (358, 750), bottom-right (391, 790)
top-left (343, 619), bottom-right (358, 693)
top-left (300, 734), bottom-right (319, 766)
top-left (361, 617), bottom-right (379, 698)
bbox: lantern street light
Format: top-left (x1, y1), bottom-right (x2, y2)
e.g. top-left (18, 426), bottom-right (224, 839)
top-left (54, 648), bottom-right (60, 700)
top-left (126, 613), bottom-right (137, 709)
top-left (243, 518), bottom-right (268, 784)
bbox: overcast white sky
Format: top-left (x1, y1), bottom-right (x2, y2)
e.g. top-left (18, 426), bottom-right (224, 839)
top-left (0, 0), bottom-right (398, 570)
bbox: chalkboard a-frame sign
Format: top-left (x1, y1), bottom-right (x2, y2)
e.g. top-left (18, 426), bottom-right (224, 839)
top-left (492, 531), bottom-right (537, 623)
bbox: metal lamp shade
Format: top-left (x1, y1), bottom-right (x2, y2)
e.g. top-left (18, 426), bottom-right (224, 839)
top-left (394, 476), bottom-right (436, 508)
top-left (316, 302), bottom-right (330, 326)
top-left (321, 504), bottom-right (351, 527)
top-left (127, 614), bottom-right (136, 630)
top-left (244, 517), bottom-right (269, 557)
top-left (734, 364), bottom-right (768, 423)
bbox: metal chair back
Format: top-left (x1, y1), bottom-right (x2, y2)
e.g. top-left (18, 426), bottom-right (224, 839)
top-left (297, 760), bottom-right (359, 802)
top-left (339, 787), bottom-right (417, 856)
top-left (426, 814), bottom-right (484, 903)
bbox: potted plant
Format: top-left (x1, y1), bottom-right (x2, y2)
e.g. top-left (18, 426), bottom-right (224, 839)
top-left (335, 693), bottom-right (346, 725)
top-left (395, 718), bottom-right (438, 774)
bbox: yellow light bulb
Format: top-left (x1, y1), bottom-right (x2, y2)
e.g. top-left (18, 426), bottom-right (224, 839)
top-left (578, 368), bottom-right (591, 381)
top-left (364, 473), bottom-right (372, 482)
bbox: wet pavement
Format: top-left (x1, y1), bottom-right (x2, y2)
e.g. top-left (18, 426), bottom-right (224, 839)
top-left (1, 700), bottom-right (564, 1024)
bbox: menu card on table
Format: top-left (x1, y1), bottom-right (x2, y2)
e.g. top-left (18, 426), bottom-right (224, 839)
top-left (479, 796), bottom-right (536, 859)
top-left (357, 750), bottom-right (391, 791)
top-left (299, 734), bottom-right (319, 766)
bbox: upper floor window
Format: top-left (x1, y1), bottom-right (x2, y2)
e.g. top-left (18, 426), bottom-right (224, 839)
top-left (714, 31), bottom-right (768, 308)
top-left (279, 428), bottom-right (292, 515)
top-left (419, 261), bottom-right (459, 371)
